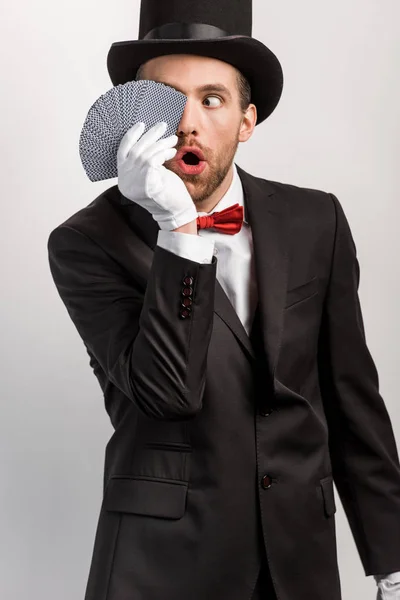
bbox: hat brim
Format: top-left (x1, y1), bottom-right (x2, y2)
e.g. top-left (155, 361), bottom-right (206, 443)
top-left (106, 36), bottom-right (284, 125)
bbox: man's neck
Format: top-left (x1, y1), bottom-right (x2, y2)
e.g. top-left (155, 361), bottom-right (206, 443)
top-left (195, 164), bottom-right (234, 214)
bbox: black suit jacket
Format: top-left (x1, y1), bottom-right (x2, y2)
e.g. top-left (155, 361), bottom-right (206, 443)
top-left (47, 164), bottom-right (400, 600)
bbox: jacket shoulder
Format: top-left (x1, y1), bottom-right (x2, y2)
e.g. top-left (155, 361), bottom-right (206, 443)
top-left (238, 166), bottom-right (338, 226)
top-left (258, 174), bottom-right (333, 204)
top-left (47, 184), bottom-right (120, 246)
top-left (236, 163), bottom-right (333, 203)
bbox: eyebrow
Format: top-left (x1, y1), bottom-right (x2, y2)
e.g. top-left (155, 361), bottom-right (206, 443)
top-left (155, 81), bottom-right (232, 100)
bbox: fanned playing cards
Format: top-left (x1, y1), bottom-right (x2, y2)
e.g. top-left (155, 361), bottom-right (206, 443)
top-left (79, 80), bottom-right (188, 182)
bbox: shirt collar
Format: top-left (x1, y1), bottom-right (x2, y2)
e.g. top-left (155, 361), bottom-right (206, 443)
top-left (196, 162), bottom-right (248, 225)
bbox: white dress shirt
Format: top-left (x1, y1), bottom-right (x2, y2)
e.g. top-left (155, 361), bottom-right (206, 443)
top-left (157, 162), bottom-right (258, 336)
top-left (156, 162), bottom-right (400, 598)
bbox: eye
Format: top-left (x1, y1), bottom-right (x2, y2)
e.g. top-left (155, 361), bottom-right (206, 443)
top-left (203, 95), bottom-right (223, 108)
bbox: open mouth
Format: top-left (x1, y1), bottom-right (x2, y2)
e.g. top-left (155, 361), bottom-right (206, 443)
top-left (175, 147), bottom-right (207, 174)
top-left (182, 152), bottom-right (200, 165)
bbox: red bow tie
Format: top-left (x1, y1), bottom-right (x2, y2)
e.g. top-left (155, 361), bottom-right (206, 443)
top-left (196, 203), bottom-right (244, 235)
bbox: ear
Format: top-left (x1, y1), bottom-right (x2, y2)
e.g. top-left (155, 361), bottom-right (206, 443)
top-left (238, 104), bottom-right (257, 142)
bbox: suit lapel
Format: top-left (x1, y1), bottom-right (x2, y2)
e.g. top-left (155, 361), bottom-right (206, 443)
top-left (213, 279), bottom-right (255, 359)
top-left (78, 163), bottom-right (289, 380)
top-left (237, 165), bottom-right (290, 379)
top-left (211, 165), bottom-right (290, 375)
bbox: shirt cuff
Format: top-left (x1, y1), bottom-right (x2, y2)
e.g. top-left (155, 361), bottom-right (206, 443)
top-left (157, 230), bottom-right (215, 264)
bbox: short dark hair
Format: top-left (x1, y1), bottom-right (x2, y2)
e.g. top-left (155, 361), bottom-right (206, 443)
top-left (235, 70), bottom-right (252, 113)
top-left (135, 62), bottom-right (251, 114)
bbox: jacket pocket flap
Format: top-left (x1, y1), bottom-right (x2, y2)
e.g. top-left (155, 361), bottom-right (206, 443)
top-left (104, 476), bottom-right (188, 519)
top-left (285, 275), bottom-right (319, 309)
top-left (320, 476), bottom-right (336, 517)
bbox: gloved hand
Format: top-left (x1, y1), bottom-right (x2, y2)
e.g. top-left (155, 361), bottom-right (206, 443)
top-left (117, 121), bottom-right (198, 231)
top-left (374, 572), bottom-right (400, 600)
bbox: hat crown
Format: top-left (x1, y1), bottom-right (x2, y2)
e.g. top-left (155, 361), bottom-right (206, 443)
top-left (138, 0), bottom-right (252, 40)
top-left (107, 0), bottom-right (283, 125)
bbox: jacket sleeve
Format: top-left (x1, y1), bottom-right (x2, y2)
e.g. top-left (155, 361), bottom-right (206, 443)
top-left (47, 224), bottom-right (217, 420)
top-left (318, 193), bottom-right (400, 576)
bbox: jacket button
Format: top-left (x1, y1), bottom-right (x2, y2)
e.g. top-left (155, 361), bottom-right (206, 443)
top-left (179, 308), bottom-right (191, 319)
top-left (260, 408), bottom-right (274, 417)
top-left (182, 286), bottom-right (193, 297)
top-left (181, 297), bottom-right (193, 308)
top-left (183, 276), bottom-right (194, 286)
top-left (261, 475), bottom-right (272, 489)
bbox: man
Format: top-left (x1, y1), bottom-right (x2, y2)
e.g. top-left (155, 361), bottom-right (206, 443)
top-left (47, 0), bottom-right (400, 599)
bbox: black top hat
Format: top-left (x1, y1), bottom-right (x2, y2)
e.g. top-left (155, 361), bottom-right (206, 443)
top-left (107, 0), bottom-right (284, 125)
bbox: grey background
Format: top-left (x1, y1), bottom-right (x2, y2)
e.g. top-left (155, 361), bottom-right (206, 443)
top-left (1, 0), bottom-right (399, 598)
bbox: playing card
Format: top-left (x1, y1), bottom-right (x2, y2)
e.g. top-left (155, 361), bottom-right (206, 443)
top-left (78, 79), bottom-right (187, 182)
top-left (133, 80), bottom-right (187, 139)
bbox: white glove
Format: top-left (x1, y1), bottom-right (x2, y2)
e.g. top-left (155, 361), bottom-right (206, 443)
top-left (375, 572), bottom-right (400, 600)
top-left (117, 121), bottom-right (198, 231)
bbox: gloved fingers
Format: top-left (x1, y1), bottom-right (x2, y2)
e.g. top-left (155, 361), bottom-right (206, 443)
top-left (141, 134), bottom-right (178, 164)
top-left (128, 121), bottom-right (169, 161)
top-left (148, 147), bottom-right (177, 168)
top-left (117, 122), bottom-right (146, 164)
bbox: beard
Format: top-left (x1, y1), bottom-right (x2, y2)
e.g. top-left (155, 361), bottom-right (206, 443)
top-left (164, 129), bottom-right (240, 209)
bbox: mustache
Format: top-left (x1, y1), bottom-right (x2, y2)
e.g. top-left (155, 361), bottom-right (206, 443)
top-left (175, 140), bottom-right (206, 152)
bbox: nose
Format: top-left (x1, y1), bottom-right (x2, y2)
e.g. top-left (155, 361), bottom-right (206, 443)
top-left (176, 98), bottom-right (199, 137)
